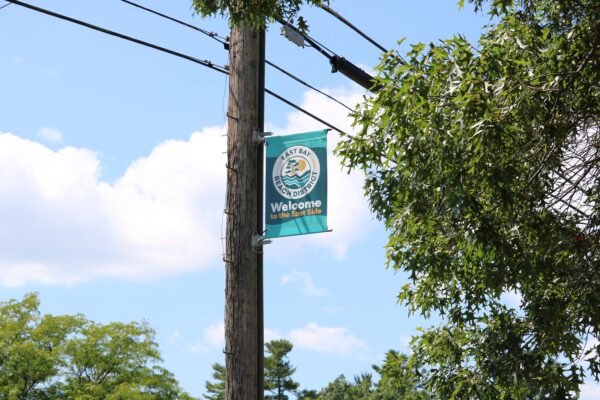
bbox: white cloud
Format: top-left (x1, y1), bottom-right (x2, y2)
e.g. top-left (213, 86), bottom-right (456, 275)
top-left (265, 328), bottom-right (282, 342)
top-left (187, 320), bottom-right (366, 357)
top-left (0, 129), bottom-right (225, 287)
top-left (37, 127), bottom-right (64, 143)
top-left (321, 306), bottom-right (344, 314)
top-left (204, 320), bottom-right (225, 348)
top-left (187, 322), bottom-right (282, 353)
top-left (0, 84), bottom-right (377, 287)
top-left (187, 320), bottom-right (225, 353)
top-left (398, 334), bottom-right (413, 352)
top-left (186, 342), bottom-right (208, 354)
top-left (168, 331), bottom-right (182, 344)
top-left (48, 69), bottom-right (60, 79)
top-left (281, 270), bottom-right (326, 296)
top-left (580, 383), bottom-right (600, 400)
top-left (500, 289), bottom-right (523, 308)
top-left (290, 322), bottom-right (367, 356)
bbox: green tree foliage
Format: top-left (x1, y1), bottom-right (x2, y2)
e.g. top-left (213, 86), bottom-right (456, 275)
top-left (203, 341), bottom-right (304, 400)
top-left (314, 351), bottom-right (425, 400)
top-left (191, 0), bottom-right (327, 30)
top-left (337, 0), bottom-right (599, 397)
top-left (317, 375), bottom-right (356, 400)
top-left (203, 348), bottom-right (422, 399)
top-left (203, 363), bottom-right (226, 400)
top-left (372, 351), bottom-right (426, 400)
top-left (296, 389), bottom-right (319, 400)
top-left (316, 374), bottom-right (376, 400)
top-left (264, 339), bottom-right (299, 400)
top-left (0, 293), bottom-right (83, 400)
top-left (0, 294), bottom-right (195, 400)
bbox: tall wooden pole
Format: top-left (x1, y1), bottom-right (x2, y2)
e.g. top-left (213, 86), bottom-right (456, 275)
top-left (224, 22), bottom-right (265, 400)
top-left (256, 28), bottom-right (266, 400)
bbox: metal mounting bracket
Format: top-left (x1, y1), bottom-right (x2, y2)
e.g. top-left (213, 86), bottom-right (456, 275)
top-left (251, 233), bottom-right (272, 249)
top-left (252, 129), bottom-right (273, 145)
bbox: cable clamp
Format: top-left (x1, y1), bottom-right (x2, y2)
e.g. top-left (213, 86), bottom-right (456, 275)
top-left (252, 129), bottom-right (273, 145)
top-left (281, 25), bottom-right (305, 48)
top-left (251, 233), bottom-right (272, 249)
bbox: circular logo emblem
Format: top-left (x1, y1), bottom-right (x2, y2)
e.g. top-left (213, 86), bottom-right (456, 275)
top-left (272, 145), bottom-right (320, 200)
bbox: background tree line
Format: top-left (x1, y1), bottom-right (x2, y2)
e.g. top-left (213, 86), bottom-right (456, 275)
top-left (204, 339), bottom-right (426, 400)
top-left (0, 293), bottom-right (195, 400)
top-left (1, 294), bottom-right (425, 400)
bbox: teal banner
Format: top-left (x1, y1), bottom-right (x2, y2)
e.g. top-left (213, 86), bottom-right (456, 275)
top-left (265, 130), bottom-right (328, 239)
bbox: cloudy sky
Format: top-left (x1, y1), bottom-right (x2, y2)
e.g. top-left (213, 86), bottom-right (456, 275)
top-left (1, 0), bottom-right (598, 398)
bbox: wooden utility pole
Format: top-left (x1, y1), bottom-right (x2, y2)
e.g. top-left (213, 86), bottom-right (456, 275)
top-left (224, 21), bottom-right (265, 400)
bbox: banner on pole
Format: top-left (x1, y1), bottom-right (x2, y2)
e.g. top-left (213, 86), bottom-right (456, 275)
top-left (265, 129), bottom-right (328, 239)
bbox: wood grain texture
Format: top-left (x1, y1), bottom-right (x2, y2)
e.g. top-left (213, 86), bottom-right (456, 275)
top-left (224, 22), bottom-right (260, 400)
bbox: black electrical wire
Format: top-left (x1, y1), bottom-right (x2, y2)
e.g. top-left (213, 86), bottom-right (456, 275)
top-left (265, 89), bottom-right (347, 136)
top-left (4, 0), bottom-right (229, 74)
top-left (0, 2), bottom-right (11, 11)
top-left (7, 0), bottom-right (349, 136)
top-left (266, 60), bottom-right (353, 112)
top-left (318, 4), bottom-right (406, 66)
top-left (119, 0), bottom-right (354, 111)
top-left (120, 0), bottom-right (229, 48)
top-left (319, 4), bottom-right (388, 54)
top-left (304, 32), bottom-right (337, 57)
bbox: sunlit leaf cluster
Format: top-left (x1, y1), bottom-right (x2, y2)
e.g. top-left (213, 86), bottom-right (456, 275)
top-left (338, 0), bottom-right (599, 397)
top-left (0, 293), bottom-right (195, 400)
top-left (191, 0), bottom-right (328, 30)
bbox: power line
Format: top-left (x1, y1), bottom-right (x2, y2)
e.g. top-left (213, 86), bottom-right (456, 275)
top-left (304, 32), bottom-right (337, 57)
top-left (6, 0), bottom-right (349, 136)
top-left (119, 0), bottom-right (354, 111)
top-left (318, 4), bottom-right (389, 54)
top-left (0, 2), bottom-right (11, 11)
top-left (265, 89), bottom-right (347, 136)
top-left (266, 60), bottom-right (353, 112)
top-left (277, 18), bottom-right (380, 91)
top-left (120, 0), bottom-right (229, 48)
top-left (4, 0), bottom-right (228, 74)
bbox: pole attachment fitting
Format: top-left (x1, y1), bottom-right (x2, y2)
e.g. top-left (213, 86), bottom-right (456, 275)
top-left (252, 233), bottom-right (272, 250)
top-left (253, 129), bottom-right (273, 145)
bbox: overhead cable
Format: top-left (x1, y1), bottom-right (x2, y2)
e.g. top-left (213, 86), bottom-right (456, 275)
top-left (6, 0), bottom-right (348, 136)
top-left (265, 89), bottom-right (347, 136)
top-left (4, 0), bottom-right (228, 74)
top-left (318, 4), bottom-right (388, 54)
top-left (119, 0), bottom-right (354, 111)
top-left (266, 60), bottom-right (353, 112)
top-left (277, 18), bottom-right (380, 92)
top-left (120, 0), bottom-right (229, 48)
top-left (0, 2), bottom-right (11, 11)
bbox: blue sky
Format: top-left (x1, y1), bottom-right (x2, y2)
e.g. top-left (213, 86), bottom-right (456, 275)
top-left (1, 0), bottom-right (598, 398)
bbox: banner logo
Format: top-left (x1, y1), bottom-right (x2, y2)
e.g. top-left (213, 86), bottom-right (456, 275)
top-left (273, 145), bottom-right (320, 200)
